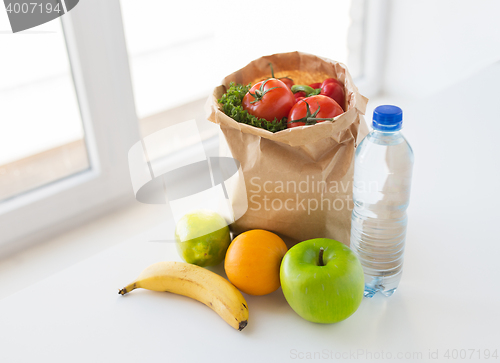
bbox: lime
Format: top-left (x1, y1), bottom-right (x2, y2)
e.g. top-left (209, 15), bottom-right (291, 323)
top-left (175, 210), bottom-right (231, 267)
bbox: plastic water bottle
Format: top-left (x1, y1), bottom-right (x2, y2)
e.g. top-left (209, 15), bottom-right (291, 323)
top-left (350, 105), bottom-right (414, 298)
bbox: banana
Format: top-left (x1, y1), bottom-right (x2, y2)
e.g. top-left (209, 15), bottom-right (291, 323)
top-left (119, 261), bottom-right (249, 331)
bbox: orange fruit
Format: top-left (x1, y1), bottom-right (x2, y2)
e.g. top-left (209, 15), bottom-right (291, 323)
top-left (224, 229), bottom-right (288, 296)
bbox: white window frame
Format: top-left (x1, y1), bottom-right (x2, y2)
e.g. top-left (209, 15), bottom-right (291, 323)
top-left (0, 0), bottom-right (388, 255)
top-left (0, 0), bottom-right (140, 254)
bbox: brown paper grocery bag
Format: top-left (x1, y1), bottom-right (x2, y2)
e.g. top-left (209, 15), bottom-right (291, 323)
top-left (206, 52), bottom-right (369, 246)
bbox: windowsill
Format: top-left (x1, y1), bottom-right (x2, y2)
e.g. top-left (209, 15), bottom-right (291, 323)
top-left (0, 201), bottom-right (170, 301)
top-left (2, 71), bottom-right (500, 360)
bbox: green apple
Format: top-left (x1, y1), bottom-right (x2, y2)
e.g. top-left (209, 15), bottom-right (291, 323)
top-left (175, 210), bottom-right (231, 267)
top-left (280, 238), bottom-right (364, 323)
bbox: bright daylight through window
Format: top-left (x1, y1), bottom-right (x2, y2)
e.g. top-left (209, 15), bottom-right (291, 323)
top-left (120, 0), bottom-right (358, 120)
top-left (0, 14), bottom-right (88, 202)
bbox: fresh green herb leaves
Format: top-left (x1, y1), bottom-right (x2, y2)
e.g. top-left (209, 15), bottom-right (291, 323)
top-left (218, 82), bottom-right (287, 133)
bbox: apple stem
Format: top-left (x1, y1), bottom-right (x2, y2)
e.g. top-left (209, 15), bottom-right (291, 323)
top-left (318, 247), bottom-right (325, 266)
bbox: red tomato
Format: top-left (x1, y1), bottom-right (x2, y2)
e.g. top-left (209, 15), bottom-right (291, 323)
top-left (279, 77), bottom-right (294, 89)
top-left (242, 79), bottom-right (295, 122)
top-left (287, 95), bottom-right (343, 128)
top-left (309, 82), bottom-right (322, 89)
top-left (323, 78), bottom-right (343, 87)
top-left (319, 78), bottom-right (345, 110)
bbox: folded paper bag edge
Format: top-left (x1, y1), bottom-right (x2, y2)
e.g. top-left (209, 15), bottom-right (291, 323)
top-left (206, 51), bottom-right (368, 148)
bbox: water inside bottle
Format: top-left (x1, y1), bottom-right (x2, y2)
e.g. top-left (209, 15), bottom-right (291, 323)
top-left (350, 130), bottom-right (413, 297)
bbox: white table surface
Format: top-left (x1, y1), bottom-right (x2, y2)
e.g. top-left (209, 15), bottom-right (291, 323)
top-left (1, 64), bottom-right (500, 363)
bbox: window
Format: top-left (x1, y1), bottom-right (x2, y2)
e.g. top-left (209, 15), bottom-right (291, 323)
top-left (0, 17), bottom-right (88, 202)
top-left (0, 1), bottom-right (140, 250)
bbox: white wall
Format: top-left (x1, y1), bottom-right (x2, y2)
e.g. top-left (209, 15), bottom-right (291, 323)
top-left (382, 0), bottom-right (500, 98)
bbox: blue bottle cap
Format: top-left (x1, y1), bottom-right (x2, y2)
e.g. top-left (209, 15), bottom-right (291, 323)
top-left (373, 105), bottom-right (403, 131)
